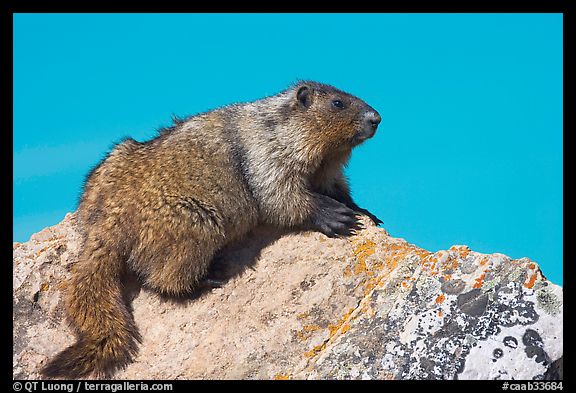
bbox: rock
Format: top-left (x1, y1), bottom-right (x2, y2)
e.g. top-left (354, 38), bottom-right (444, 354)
top-left (13, 213), bottom-right (563, 380)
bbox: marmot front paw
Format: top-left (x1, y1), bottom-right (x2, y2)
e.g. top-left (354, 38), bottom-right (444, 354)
top-left (310, 194), bottom-right (363, 238)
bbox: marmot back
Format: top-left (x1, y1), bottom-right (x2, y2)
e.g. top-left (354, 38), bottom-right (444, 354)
top-left (42, 81), bottom-right (382, 378)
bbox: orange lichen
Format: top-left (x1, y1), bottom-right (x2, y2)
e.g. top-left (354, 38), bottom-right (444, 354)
top-left (328, 307), bottom-right (355, 336)
top-left (372, 261), bottom-right (384, 271)
top-left (304, 307), bottom-right (356, 359)
top-left (353, 239), bottom-right (376, 267)
top-left (381, 242), bottom-right (422, 272)
top-left (473, 273), bottom-right (486, 289)
top-left (348, 238), bottom-right (410, 297)
top-left (354, 258), bottom-right (371, 275)
top-left (421, 253), bottom-right (434, 264)
top-left (40, 283), bottom-right (50, 292)
top-left (363, 278), bottom-right (378, 296)
top-left (450, 245), bottom-right (471, 259)
top-left (478, 256), bottom-right (489, 266)
top-left (305, 241), bottom-right (432, 361)
top-left (421, 251), bottom-right (462, 278)
top-left (438, 310), bottom-right (443, 317)
top-left (274, 374), bottom-right (290, 380)
top-left (346, 239), bottom-right (378, 277)
top-left (304, 344), bottom-right (325, 358)
top-left (296, 324), bottom-right (322, 341)
top-left (416, 249), bottom-right (432, 260)
top-left (35, 246), bottom-right (49, 256)
top-left (446, 257), bottom-right (459, 272)
top-left (384, 255), bottom-right (398, 270)
top-left (343, 266), bottom-right (353, 277)
top-left (295, 332), bottom-right (307, 340)
top-left (435, 294), bottom-right (445, 304)
top-left (524, 272), bottom-right (538, 289)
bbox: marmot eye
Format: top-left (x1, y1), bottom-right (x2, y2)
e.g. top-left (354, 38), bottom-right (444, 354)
top-left (332, 99), bottom-right (344, 109)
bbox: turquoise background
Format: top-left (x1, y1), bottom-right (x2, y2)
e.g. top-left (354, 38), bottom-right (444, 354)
top-left (13, 13), bottom-right (563, 285)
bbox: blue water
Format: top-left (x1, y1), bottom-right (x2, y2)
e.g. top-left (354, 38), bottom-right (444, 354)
top-left (13, 13), bottom-right (563, 285)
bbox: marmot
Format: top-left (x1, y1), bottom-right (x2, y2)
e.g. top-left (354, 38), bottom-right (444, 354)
top-left (41, 81), bottom-right (382, 378)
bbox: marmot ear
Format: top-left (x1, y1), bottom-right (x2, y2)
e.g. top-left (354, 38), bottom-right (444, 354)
top-left (296, 85), bottom-right (312, 108)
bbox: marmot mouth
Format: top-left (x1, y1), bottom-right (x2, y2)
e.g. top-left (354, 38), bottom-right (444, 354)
top-left (350, 127), bottom-right (377, 146)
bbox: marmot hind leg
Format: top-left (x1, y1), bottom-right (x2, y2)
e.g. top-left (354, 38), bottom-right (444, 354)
top-left (133, 235), bottom-right (222, 295)
top-left (128, 201), bottom-right (226, 296)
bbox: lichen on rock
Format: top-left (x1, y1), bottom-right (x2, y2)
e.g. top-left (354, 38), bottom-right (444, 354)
top-left (13, 213), bottom-right (562, 380)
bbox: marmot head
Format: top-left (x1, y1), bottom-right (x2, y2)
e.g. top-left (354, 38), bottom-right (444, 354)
top-left (287, 81), bottom-right (381, 163)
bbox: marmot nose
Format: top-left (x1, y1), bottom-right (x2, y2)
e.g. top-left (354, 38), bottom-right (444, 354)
top-left (364, 110), bottom-right (381, 128)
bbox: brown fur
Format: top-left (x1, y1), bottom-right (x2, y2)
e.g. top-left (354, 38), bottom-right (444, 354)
top-left (41, 81), bottom-right (381, 378)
